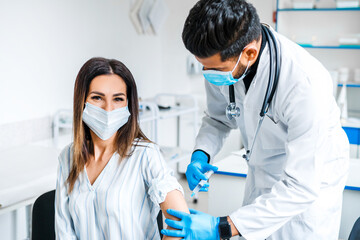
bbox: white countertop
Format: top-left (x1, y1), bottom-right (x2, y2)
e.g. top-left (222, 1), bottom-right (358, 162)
top-left (214, 149), bottom-right (360, 190)
top-left (214, 148), bottom-right (248, 176)
top-left (0, 134), bottom-right (72, 214)
top-left (342, 118), bottom-right (360, 128)
top-left (0, 145), bottom-right (60, 212)
top-left (30, 134), bottom-right (72, 150)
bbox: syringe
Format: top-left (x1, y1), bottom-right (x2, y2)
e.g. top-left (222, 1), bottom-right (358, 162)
top-left (191, 170), bottom-right (215, 197)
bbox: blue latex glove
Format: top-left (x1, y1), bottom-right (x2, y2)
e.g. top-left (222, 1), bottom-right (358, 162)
top-left (186, 150), bottom-right (218, 191)
top-left (161, 208), bottom-right (220, 240)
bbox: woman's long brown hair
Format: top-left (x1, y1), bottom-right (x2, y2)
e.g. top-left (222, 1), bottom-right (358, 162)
top-left (67, 57), bottom-right (150, 193)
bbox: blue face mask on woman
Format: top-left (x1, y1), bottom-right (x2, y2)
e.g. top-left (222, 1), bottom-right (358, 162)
top-left (202, 51), bottom-right (251, 86)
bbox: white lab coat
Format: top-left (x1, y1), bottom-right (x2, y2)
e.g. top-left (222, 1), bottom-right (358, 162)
top-left (195, 29), bottom-right (349, 240)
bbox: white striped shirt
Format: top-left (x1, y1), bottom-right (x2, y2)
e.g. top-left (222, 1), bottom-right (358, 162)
top-left (55, 141), bottom-right (183, 240)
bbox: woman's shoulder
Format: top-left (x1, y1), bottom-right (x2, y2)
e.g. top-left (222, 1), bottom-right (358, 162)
top-left (133, 138), bottom-right (156, 148)
top-left (131, 139), bottom-right (160, 156)
top-left (58, 142), bottom-right (74, 168)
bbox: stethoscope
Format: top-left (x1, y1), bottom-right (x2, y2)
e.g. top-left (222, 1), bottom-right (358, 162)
top-left (225, 24), bottom-right (281, 161)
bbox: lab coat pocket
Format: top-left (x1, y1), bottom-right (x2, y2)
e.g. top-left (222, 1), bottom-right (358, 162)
top-left (260, 115), bottom-right (286, 150)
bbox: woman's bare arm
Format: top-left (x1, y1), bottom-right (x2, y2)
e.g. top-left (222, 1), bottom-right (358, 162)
top-left (160, 189), bottom-right (189, 240)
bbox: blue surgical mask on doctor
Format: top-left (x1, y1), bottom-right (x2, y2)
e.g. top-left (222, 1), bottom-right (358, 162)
top-left (82, 102), bottom-right (131, 140)
top-left (202, 50), bottom-right (251, 86)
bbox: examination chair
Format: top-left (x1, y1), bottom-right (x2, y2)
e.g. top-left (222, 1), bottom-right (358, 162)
top-left (349, 217), bottom-right (360, 240)
top-left (31, 190), bottom-right (163, 240)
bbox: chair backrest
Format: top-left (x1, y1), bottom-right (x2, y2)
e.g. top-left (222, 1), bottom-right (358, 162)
top-left (32, 190), bottom-right (56, 240)
top-left (32, 190), bottom-right (163, 239)
top-left (349, 217), bottom-right (360, 240)
top-left (157, 208), bottom-right (163, 239)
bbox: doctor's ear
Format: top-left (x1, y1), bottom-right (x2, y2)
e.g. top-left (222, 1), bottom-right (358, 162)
top-left (243, 45), bottom-right (259, 63)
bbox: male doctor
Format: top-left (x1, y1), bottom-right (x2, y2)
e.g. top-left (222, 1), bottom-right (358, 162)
top-left (161, 0), bottom-right (349, 239)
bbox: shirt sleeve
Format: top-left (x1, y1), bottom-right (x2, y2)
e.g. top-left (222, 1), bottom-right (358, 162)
top-left (194, 80), bottom-right (238, 159)
top-left (141, 143), bottom-right (184, 205)
top-left (55, 144), bottom-right (77, 240)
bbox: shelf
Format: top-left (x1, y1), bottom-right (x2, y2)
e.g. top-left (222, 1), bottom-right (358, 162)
top-left (158, 106), bottom-right (198, 119)
top-left (160, 146), bottom-right (191, 164)
top-left (298, 44), bottom-right (360, 49)
top-left (338, 83), bottom-right (360, 88)
top-left (58, 122), bottom-right (72, 129)
top-left (139, 110), bottom-right (158, 123)
top-left (278, 7), bottom-right (360, 11)
top-left (165, 152), bottom-right (191, 165)
top-left (140, 106), bottom-right (198, 121)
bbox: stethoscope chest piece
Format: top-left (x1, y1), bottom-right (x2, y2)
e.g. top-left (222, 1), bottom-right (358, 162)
top-left (226, 84), bottom-right (240, 120)
top-left (226, 102), bottom-right (240, 120)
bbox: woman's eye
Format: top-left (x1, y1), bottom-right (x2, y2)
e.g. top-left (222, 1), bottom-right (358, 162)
top-left (114, 97), bottom-right (124, 102)
top-left (91, 96), bottom-right (102, 101)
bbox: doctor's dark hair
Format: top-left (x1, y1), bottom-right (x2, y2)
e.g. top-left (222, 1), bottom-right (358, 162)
top-left (182, 0), bottom-right (261, 61)
top-left (68, 57), bottom-right (150, 193)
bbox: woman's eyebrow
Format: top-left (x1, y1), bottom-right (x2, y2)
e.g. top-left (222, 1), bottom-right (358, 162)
top-left (113, 93), bottom-right (125, 97)
top-left (90, 91), bottom-right (105, 96)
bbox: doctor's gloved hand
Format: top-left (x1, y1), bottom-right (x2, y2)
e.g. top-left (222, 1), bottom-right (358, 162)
top-left (161, 209), bottom-right (220, 240)
top-left (186, 150), bottom-right (218, 191)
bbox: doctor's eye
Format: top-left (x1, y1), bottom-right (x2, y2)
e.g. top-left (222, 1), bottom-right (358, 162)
top-left (91, 96), bottom-right (102, 101)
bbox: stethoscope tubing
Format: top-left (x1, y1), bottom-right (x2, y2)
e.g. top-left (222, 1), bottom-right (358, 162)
top-left (227, 25), bottom-right (280, 118)
top-left (229, 85), bottom-right (235, 103)
top-left (226, 24), bottom-right (281, 161)
top-left (261, 24), bottom-right (281, 117)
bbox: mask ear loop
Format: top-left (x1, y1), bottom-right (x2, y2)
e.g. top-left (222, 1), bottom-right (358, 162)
top-left (231, 52), bottom-right (243, 73)
top-left (231, 47), bottom-right (252, 79)
top-left (241, 60), bottom-right (251, 77)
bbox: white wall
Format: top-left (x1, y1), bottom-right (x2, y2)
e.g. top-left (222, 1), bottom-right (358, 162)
top-left (0, 0), bottom-right (165, 126)
top-left (161, 0), bottom-right (198, 95)
top-left (250, 0), bottom-right (276, 28)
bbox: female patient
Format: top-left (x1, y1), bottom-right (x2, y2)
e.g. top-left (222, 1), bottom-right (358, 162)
top-left (55, 57), bottom-right (189, 239)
